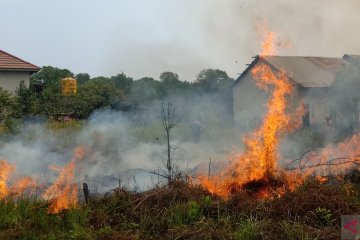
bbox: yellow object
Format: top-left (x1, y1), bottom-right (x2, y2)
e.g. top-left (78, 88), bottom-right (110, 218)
top-left (61, 77), bottom-right (77, 96)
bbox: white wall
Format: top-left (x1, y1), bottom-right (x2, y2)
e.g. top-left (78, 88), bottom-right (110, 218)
top-left (0, 71), bottom-right (30, 94)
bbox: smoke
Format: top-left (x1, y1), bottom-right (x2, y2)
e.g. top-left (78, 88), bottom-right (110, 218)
top-left (104, 0), bottom-right (360, 81)
top-left (0, 90), bottom-right (236, 192)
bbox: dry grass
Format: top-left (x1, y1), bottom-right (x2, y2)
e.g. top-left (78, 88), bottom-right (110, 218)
top-left (0, 180), bottom-right (358, 239)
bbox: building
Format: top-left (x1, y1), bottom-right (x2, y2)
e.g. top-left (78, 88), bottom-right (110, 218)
top-left (0, 50), bottom-right (40, 93)
top-left (232, 55), bottom-right (359, 131)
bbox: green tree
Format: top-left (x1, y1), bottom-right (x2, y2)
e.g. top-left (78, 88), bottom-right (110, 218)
top-left (15, 80), bottom-right (34, 115)
top-left (31, 66), bottom-right (74, 87)
top-left (195, 69), bottom-right (233, 92)
top-left (160, 72), bottom-right (192, 94)
top-left (75, 73), bottom-right (91, 85)
top-left (0, 88), bottom-right (20, 129)
top-left (73, 78), bottom-right (124, 118)
top-left (110, 73), bottom-right (134, 95)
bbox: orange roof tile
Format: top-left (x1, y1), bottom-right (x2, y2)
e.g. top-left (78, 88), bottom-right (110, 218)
top-left (0, 50), bottom-right (40, 73)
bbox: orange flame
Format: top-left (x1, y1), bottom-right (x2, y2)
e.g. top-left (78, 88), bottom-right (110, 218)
top-left (0, 160), bottom-right (37, 199)
top-left (0, 160), bottom-right (15, 199)
top-left (43, 146), bottom-right (85, 214)
top-left (201, 22), bottom-right (303, 197)
top-left (10, 176), bottom-right (37, 197)
top-left (296, 133), bottom-right (360, 177)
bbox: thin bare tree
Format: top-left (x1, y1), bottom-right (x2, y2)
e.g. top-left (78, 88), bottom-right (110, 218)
top-left (161, 102), bottom-right (177, 184)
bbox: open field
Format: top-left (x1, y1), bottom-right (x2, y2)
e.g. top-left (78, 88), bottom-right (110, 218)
top-left (0, 179), bottom-right (358, 240)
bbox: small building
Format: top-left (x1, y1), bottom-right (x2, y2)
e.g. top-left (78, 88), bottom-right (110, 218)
top-left (0, 50), bottom-right (40, 93)
top-left (233, 55), bottom-right (356, 131)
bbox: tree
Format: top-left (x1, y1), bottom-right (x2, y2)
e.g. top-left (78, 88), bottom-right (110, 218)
top-left (160, 72), bottom-right (191, 95)
top-left (31, 66), bottom-right (74, 87)
top-left (160, 72), bottom-right (179, 85)
top-left (75, 73), bottom-right (91, 85)
top-left (110, 73), bottom-right (134, 95)
top-left (0, 87), bottom-right (20, 130)
top-left (195, 69), bottom-right (233, 92)
top-left (161, 102), bottom-right (177, 183)
top-left (131, 77), bottom-right (164, 105)
top-left (73, 77), bottom-right (124, 118)
top-left (16, 80), bottom-right (33, 115)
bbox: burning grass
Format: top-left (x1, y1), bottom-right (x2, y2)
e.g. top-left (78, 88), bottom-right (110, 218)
top-left (0, 179), bottom-right (356, 239)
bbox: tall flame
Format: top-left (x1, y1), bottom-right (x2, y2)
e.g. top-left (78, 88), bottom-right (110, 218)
top-left (0, 160), bottom-right (15, 199)
top-left (43, 146), bottom-right (85, 214)
top-left (201, 23), bottom-right (303, 196)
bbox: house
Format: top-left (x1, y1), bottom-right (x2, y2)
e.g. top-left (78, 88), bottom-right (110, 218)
top-left (0, 50), bottom-right (40, 93)
top-left (232, 55), bottom-right (360, 131)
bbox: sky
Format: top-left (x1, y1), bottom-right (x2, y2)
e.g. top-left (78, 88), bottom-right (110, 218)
top-left (1, 0), bottom-right (360, 81)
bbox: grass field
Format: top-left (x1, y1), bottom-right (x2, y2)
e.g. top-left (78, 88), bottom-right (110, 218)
top-left (0, 179), bottom-right (357, 240)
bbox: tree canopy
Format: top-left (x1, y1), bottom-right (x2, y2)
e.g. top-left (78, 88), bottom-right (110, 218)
top-left (3, 66), bottom-right (235, 127)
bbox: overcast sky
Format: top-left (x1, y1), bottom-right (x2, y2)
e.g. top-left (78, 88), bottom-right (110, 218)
top-left (1, 0), bottom-right (360, 81)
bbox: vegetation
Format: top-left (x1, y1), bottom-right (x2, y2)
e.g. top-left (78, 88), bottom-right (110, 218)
top-left (0, 65), bottom-right (235, 134)
top-left (0, 180), bottom-right (356, 239)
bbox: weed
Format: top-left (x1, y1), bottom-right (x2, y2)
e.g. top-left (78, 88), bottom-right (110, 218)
top-left (279, 221), bottom-right (311, 240)
top-left (314, 207), bottom-right (335, 227)
top-left (234, 218), bottom-right (263, 240)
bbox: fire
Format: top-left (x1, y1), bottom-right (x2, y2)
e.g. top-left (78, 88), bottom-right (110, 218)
top-left (200, 23), bottom-right (304, 197)
top-left (43, 146), bottom-right (85, 214)
top-left (296, 133), bottom-right (360, 177)
top-left (0, 160), bottom-right (37, 199)
top-left (0, 146), bottom-right (85, 213)
top-left (10, 177), bottom-right (37, 197)
top-left (0, 160), bottom-right (15, 199)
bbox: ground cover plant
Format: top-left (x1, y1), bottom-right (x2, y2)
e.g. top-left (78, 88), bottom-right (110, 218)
top-left (0, 178), bottom-right (357, 240)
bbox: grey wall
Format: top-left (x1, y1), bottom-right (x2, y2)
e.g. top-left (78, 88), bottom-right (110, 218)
top-left (233, 66), bottom-right (332, 130)
top-left (233, 70), bottom-right (268, 132)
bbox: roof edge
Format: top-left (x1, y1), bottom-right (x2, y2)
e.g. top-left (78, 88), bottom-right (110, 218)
top-left (0, 49), bottom-right (41, 71)
top-left (233, 55), bottom-right (260, 87)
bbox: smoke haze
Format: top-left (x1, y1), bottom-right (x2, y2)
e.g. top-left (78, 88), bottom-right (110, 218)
top-left (1, 0), bottom-right (359, 80)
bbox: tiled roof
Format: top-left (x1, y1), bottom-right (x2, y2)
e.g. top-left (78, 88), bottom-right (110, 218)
top-left (0, 50), bottom-right (40, 72)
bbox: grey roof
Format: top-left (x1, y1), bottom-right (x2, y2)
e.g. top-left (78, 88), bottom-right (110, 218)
top-left (343, 54), bottom-right (360, 65)
top-left (236, 55), bottom-right (348, 88)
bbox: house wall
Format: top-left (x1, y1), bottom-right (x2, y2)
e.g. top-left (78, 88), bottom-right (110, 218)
top-left (233, 70), bottom-right (269, 132)
top-left (0, 71), bottom-right (30, 94)
top-left (298, 87), bottom-right (331, 126)
top-left (233, 69), bottom-right (332, 130)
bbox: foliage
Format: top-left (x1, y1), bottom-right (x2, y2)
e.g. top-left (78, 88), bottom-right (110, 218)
top-left (195, 68), bottom-right (234, 92)
top-left (75, 73), bottom-right (90, 85)
top-left (279, 221), bottom-right (311, 240)
top-left (234, 218), bottom-right (263, 240)
top-left (1, 66), bottom-right (235, 136)
top-left (0, 87), bottom-right (20, 131)
top-left (31, 66), bottom-right (74, 87)
top-left (110, 73), bottom-right (134, 94)
top-left (314, 207), bottom-right (335, 227)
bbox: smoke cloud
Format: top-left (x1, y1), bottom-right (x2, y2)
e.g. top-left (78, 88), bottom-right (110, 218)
top-left (0, 92), bottom-right (236, 192)
top-left (104, 0), bottom-right (360, 81)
